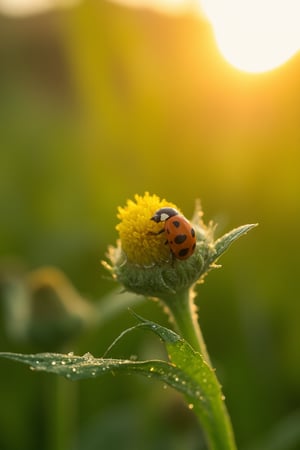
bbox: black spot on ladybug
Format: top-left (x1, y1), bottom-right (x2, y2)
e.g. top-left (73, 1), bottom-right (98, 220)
top-left (172, 220), bottom-right (181, 228)
top-left (191, 228), bottom-right (195, 237)
top-left (178, 248), bottom-right (189, 258)
top-left (174, 234), bottom-right (187, 244)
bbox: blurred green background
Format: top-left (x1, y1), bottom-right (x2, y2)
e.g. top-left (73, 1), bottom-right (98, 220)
top-left (1, 1), bottom-right (300, 449)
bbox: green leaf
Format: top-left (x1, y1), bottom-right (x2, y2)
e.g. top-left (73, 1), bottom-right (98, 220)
top-left (135, 315), bottom-right (236, 450)
top-left (0, 316), bottom-right (236, 450)
top-left (213, 223), bottom-right (258, 262)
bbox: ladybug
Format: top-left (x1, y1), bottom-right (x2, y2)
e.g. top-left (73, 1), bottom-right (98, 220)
top-left (150, 207), bottom-right (196, 260)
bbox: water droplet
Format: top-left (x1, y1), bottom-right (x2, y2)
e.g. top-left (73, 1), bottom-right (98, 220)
top-left (221, 394), bottom-right (226, 401)
top-left (66, 373), bottom-right (71, 379)
top-left (67, 352), bottom-right (74, 357)
top-left (51, 361), bottom-right (57, 366)
top-left (30, 366), bottom-right (35, 371)
top-left (35, 360), bottom-right (40, 365)
top-left (130, 355), bottom-right (137, 361)
top-left (188, 403), bottom-right (194, 410)
top-left (72, 367), bottom-right (77, 373)
top-left (202, 377), bottom-right (207, 383)
top-left (61, 361), bottom-right (66, 365)
top-left (163, 384), bottom-right (168, 390)
top-left (150, 367), bottom-right (155, 372)
top-left (83, 352), bottom-right (94, 360)
top-left (91, 371), bottom-right (96, 376)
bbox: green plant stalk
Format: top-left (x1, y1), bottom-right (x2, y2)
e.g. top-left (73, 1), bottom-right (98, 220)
top-left (162, 287), bottom-right (211, 365)
top-left (162, 287), bottom-right (237, 450)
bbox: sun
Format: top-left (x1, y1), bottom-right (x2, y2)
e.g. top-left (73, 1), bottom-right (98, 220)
top-left (199, 0), bottom-right (300, 73)
top-left (1, 0), bottom-right (299, 73)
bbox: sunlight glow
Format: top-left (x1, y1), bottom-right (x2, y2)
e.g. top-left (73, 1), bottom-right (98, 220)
top-left (0, 0), bottom-right (189, 17)
top-left (109, 0), bottom-right (189, 14)
top-left (2, 0), bottom-right (300, 74)
top-left (0, 0), bottom-right (76, 16)
top-left (199, 0), bottom-right (300, 73)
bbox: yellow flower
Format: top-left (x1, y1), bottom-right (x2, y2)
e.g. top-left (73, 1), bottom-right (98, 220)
top-left (104, 192), bottom-right (208, 298)
top-left (104, 193), bottom-right (257, 306)
top-left (104, 192), bottom-right (256, 301)
top-left (116, 192), bottom-right (178, 266)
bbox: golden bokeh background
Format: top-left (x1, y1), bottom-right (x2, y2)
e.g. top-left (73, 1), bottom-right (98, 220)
top-left (1, 1), bottom-right (300, 449)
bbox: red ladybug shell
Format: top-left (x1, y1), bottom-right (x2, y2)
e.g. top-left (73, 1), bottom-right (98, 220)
top-left (165, 215), bottom-right (196, 260)
top-left (150, 207), bottom-right (196, 260)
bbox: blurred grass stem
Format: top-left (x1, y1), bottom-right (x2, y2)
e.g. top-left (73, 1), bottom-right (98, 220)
top-left (46, 375), bottom-right (77, 450)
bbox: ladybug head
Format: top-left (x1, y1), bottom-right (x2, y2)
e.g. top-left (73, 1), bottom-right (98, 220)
top-left (151, 207), bottom-right (179, 223)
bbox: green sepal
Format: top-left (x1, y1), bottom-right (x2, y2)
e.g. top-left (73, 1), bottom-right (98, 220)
top-left (213, 223), bottom-right (258, 263)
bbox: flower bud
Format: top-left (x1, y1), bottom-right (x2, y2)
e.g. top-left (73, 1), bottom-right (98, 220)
top-left (104, 193), bottom-right (236, 301)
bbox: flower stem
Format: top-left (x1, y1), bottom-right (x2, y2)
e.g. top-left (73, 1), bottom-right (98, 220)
top-left (162, 287), bottom-right (237, 450)
top-left (163, 287), bottom-right (211, 365)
